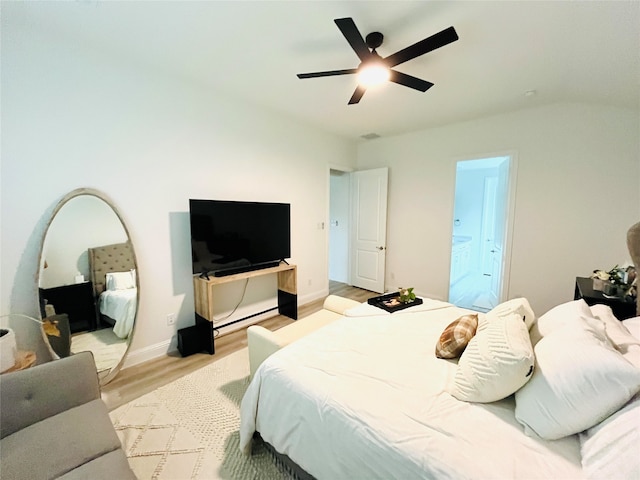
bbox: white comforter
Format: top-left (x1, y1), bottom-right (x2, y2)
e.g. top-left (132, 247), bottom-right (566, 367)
top-left (99, 288), bottom-right (137, 339)
top-left (240, 304), bottom-right (584, 479)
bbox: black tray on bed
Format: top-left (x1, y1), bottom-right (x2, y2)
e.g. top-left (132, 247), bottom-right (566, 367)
top-left (367, 292), bottom-right (423, 313)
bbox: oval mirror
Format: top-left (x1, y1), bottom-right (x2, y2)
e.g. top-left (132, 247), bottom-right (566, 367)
top-left (37, 188), bottom-right (138, 384)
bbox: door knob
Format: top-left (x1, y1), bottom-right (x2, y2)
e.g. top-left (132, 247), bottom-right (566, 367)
top-left (376, 246), bottom-right (385, 251)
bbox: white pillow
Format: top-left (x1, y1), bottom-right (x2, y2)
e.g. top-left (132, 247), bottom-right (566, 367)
top-left (514, 316), bottom-right (640, 440)
top-left (590, 304), bottom-right (640, 369)
top-left (579, 393), bottom-right (640, 479)
top-left (447, 313), bottom-right (535, 403)
top-left (106, 271), bottom-right (135, 290)
top-left (590, 304), bottom-right (637, 345)
top-left (623, 316), bottom-right (640, 341)
top-left (529, 299), bottom-right (594, 345)
top-left (488, 297), bottom-right (536, 330)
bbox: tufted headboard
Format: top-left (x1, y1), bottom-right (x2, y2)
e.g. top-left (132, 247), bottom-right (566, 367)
top-left (627, 221), bottom-right (640, 316)
top-left (88, 242), bottom-right (136, 298)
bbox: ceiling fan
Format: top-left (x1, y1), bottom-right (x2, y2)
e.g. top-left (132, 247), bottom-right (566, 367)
top-left (297, 17), bottom-right (459, 105)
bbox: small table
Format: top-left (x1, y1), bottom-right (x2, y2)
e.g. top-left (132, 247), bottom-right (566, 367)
top-left (1, 350), bottom-right (36, 374)
top-left (574, 277), bottom-right (637, 320)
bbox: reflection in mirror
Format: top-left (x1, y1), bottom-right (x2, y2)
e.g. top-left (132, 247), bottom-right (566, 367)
top-left (38, 189), bottom-right (138, 384)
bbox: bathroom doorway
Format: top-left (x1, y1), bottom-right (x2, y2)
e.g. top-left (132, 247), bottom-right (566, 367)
top-left (448, 155), bottom-right (516, 311)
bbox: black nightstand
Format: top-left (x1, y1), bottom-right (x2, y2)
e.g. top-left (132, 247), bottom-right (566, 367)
top-left (41, 282), bottom-right (97, 333)
top-left (574, 277), bottom-right (636, 320)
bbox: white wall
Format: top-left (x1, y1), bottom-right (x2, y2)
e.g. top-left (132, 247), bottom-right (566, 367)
top-left (357, 103), bottom-right (640, 315)
top-left (1, 17), bottom-right (356, 366)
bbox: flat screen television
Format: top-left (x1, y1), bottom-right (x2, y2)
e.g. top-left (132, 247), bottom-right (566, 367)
top-left (189, 199), bottom-right (291, 277)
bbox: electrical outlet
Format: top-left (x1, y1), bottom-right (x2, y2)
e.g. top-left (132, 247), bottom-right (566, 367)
top-left (167, 313), bottom-right (176, 326)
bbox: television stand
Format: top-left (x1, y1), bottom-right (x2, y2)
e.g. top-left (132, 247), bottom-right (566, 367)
top-left (193, 264), bottom-right (297, 354)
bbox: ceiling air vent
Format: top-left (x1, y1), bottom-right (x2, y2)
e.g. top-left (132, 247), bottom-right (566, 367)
top-left (361, 133), bottom-right (381, 140)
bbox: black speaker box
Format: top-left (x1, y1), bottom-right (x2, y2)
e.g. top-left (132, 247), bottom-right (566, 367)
top-left (178, 324), bottom-right (210, 357)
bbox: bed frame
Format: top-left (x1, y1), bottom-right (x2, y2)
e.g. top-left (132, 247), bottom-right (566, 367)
top-left (254, 433), bottom-right (315, 480)
top-left (88, 241), bottom-right (135, 327)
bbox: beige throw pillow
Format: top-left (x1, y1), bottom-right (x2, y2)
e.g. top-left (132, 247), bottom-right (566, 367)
top-left (488, 297), bottom-right (536, 330)
top-left (435, 314), bottom-right (479, 359)
top-left (447, 312), bottom-right (535, 403)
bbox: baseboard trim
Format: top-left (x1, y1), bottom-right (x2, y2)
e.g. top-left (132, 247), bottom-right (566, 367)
top-left (122, 339), bottom-right (174, 369)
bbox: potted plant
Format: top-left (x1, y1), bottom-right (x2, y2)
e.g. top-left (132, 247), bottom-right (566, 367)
top-left (398, 287), bottom-right (416, 304)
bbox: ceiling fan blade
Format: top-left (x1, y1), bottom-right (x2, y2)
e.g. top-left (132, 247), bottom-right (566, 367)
top-left (389, 70), bottom-right (434, 92)
top-left (348, 85), bottom-right (366, 105)
top-left (297, 68), bottom-right (358, 79)
top-left (384, 26), bottom-right (458, 67)
top-left (335, 17), bottom-right (371, 61)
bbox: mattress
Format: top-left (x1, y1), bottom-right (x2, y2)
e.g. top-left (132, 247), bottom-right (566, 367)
top-left (239, 304), bottom-right (584, 479)
top-left (99, 288), bottom-right (137, 339)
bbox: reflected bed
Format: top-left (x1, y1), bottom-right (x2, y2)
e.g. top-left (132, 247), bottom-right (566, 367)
top-left (88, 242), bottom-right (137, 338)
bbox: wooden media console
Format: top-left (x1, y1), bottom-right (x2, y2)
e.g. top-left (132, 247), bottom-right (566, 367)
top-left (192, 263), bottom-right (297, 354)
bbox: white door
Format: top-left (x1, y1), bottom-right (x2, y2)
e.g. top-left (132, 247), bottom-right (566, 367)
top-left (489, 244), bottom-right (503, 304)
top-left (349, 168), bottom-right (388, 293)
top-left (480, 177), bottom-right (498, 290)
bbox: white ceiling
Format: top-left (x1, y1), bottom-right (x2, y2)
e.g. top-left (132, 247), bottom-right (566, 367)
top-left (8, 1), bottom-right (640, 141)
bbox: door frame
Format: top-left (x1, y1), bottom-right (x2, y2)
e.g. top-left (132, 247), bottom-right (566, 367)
top-left (498, 152), bottom-right (518, 301)
top-left (449, 151), bottom-right (518, 304)
top-left (326, 164), bottom-right (389, 293)
top-left (327, 164), bottom-right (355, 291)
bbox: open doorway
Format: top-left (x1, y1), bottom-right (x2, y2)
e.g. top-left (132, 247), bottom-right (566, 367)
top-left (328, 167), bottom-right (389, 294)
top-left (329, 169), bottom-right (350, 284)
top-left (448, 155), bottom-right (515, 311)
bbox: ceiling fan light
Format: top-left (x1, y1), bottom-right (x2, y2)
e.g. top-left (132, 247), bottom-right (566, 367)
top-left (357, 64), bottom-right (390, 87)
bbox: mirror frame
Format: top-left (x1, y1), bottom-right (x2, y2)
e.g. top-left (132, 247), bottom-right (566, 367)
top-left (37, 187), bottom-right (139, 385)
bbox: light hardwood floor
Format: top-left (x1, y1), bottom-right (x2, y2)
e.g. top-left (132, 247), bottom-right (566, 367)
top-left (101, 282), bottom-right (378, 410)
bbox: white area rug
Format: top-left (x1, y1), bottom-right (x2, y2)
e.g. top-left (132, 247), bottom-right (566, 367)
top-left (109, 348), bottom-right (288, 479)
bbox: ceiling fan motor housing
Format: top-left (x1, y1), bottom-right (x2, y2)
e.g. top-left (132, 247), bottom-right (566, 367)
top-left (365, 32), bottom-right (384, 50)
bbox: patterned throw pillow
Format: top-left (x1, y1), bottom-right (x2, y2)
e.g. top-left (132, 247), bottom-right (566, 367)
top-left (435, 314), bottom-right (479, 359)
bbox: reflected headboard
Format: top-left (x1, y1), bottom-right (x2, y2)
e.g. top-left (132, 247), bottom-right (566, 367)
top-left (88, 242), bottom-right (135, 298)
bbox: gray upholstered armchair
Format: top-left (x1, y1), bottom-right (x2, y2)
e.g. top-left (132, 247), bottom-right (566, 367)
top-left (0, 351), bottom-right (135, 479)
top-left (628, 221), bottom-right (640, 316)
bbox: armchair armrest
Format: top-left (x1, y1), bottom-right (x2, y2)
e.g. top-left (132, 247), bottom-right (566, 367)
top-left (247, 325), bottom-right (285, 378)
top-left (0, 351), bottom-right (100, 439)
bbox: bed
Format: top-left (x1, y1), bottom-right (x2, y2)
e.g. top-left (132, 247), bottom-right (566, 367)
top-left (240, 297), bottom-right (640, 479)
top-left (88, 242), bottom-right (137, 339)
